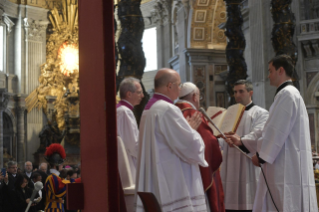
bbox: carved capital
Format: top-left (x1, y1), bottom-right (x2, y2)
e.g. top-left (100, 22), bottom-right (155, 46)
top-left (4, 16), bottom-right (15, 34)
top-left (151, 0), bottom-right (172, 25)
top-left (24, 18), bottom-right (48, 42)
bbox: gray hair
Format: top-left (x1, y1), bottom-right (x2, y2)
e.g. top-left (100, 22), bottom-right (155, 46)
top-left (119, 77), bottom-right (140, 99)
top-left (40, 162), bottom-right (47, 168)
top-left (233, 79), bottom-right (253, 92)
top-left (7, 161), bottom-right (17, 168)
top-left (25, 161), bottom-right (32, 167)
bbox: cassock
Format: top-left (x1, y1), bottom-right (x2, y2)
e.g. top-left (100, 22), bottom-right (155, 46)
top-left (135, 93), bottom-right (208, 212)
top-left (175, 100), bottom-right (225, 212)
top-left (254, 82), bottom-right (318, 212)
top-left (117, 99), bottom-right (139, 181)
top-left (219, 102), bottom-right (268, 210)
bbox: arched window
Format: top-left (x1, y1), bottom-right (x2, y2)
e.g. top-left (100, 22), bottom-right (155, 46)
top-left (142, 27), bottom-right (157, 72)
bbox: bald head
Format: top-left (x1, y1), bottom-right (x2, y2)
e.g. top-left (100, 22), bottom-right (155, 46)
top-left (154, 68), bottom-right (178, 89)
top-left (154, 68), bottom-right (181, 101)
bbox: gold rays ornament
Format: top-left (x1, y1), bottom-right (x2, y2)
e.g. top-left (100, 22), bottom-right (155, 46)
top-left (25, 0), bottom-right (79, 131)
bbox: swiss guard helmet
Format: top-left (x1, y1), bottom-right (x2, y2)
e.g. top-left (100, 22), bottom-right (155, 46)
top-left (44, 143), bottom-right (66, 166)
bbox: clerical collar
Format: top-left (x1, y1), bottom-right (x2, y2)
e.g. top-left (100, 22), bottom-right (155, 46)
top-left (245, 102), bottom-right (255, 111)
top-left (144, 93), bottom-right (173, 110)
top-left (50, 168), bottom-right (60, 176)
top-left (12, 174), bottom-right (16, 177)
top-left (117, 99), bottom-right (134, 111)
top-left (275, 80), bottom-right (293, 97)
top-left (177, 100), bottom-right (197, 110)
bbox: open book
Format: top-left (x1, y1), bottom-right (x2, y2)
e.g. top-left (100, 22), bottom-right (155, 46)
top-left (206, 103), bottom-right (245, 136)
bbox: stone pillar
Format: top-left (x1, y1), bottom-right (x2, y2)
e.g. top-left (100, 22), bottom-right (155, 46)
top-left (4, 15), bottom-right (15, 75)
top-left (14, 6), bottom-right (23, 93)
top-left (0, 90), bottom-right (9, 168)
top-left (15, 94), bottom-right (26, 167)
top-left (151, 0), bottom-right (173, 68)
top-left (24, 19), bottom-right (48, 161)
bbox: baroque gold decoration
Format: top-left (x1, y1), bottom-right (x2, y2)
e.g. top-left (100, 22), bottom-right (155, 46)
top-left (26, 0), bottom-right (79, 132)
top-left (190, 0), bottom-right (226, 49)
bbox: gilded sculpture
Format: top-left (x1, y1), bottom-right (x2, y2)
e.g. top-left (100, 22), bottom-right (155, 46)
top-left (26, 0), bottom-right (79, 134)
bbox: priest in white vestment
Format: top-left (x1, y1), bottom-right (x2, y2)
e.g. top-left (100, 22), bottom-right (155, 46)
top-left (220, 80), bottom-right (268, 212)
top-left (117, 77), bottom-right (144, 181)
top-left (251, 55), bottom-right (317, 212)
top-left (135, 68), bottom-right (209, 212)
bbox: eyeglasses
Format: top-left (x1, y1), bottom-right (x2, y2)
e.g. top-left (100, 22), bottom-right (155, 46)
top-left (134, 91), bottom-right (143, 94)
top-left (171, 82), bottom-right (183, 88)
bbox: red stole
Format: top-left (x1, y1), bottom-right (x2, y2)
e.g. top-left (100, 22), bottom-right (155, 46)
top-left (176, 102), bottom-right (225, 212)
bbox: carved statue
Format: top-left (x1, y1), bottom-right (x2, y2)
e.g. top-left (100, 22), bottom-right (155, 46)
top-left (224, 0), bottom-right (248, 104)
top-left (38, 114), bottom-right (67, 153)
top-left (26, 0), bottom-right (79, 131)
top-left (270, 0), bottom-right (299, 89)
top-left (26, 0), bottom-right (79, 148)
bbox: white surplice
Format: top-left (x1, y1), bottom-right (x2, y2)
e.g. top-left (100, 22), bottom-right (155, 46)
top-left (253, 85), bottom-right (318, 212)
top-left (117, 103), bottom-right (138, 181)
top-left (135, 98), bottom-right (208, 212)
top-left (219, 103), bottom-right (268, 210)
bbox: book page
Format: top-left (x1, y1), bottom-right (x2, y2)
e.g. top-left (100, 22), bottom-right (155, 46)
top-left (220, 104), bottom-right (245, 134)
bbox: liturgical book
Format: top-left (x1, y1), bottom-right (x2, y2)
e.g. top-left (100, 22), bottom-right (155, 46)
top-left (206, 103), bottom-right (245, 136)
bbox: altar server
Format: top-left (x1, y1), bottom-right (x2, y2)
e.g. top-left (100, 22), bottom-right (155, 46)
top-left (135, 68), bottom-right (208, 212)
top-left (117, 77), bottom-right (144, 181)
top-left (176, 82), bottom-right (225, 212)
top-left (220, 80), bottom-right (268, 212)
top-left (251, 55), bottom-right (317, 212)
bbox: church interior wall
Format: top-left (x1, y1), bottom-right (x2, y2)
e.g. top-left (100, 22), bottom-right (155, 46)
top-left (0, 2), bottom-right (50, 166)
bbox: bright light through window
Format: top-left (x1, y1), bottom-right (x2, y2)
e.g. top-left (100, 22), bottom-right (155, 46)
top-left (0, 26), bottom-right (3, 72)
top-left (142, 27), bottom-right (157, 72)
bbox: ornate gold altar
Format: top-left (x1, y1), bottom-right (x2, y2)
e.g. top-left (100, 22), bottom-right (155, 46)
top-left (26, 0), bottom-right (80, 159)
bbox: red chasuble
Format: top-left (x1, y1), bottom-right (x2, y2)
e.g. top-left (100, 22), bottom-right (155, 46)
top-left (176, 101), bottom-right (225, 212)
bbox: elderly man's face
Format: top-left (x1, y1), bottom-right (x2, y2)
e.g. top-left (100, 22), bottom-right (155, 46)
top-left (131, 82), bottom-right (144, 106)
top-left (25, 162), bottom-right (33, 173)
top-left (40, 164), bottom-right (48, 173)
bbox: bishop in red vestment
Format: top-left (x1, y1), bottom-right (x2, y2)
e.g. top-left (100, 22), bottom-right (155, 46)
top-left (176, 82), bottom-right (225, 212)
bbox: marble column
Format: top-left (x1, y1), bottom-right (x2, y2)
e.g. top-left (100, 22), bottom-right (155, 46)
top-left (16, 103), bottom-right (26, 166)
top-left (24, 19), bottom-right (48, 161)
top-left (14, 6), bottom-right (23, 93)
top-left (4, 15), bottom-right (15, 75)
top-left (0, 90), bottom-right (9, 168)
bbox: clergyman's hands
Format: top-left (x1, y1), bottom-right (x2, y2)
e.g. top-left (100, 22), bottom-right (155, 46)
top-left (186, 112), bottom-right (202, 130)
top-left (216, 132), bottom-right (234, 147)
top-left (252, 154), bottom-right (260, 167)
top-left (225, 132), bottom-right (242, 147)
